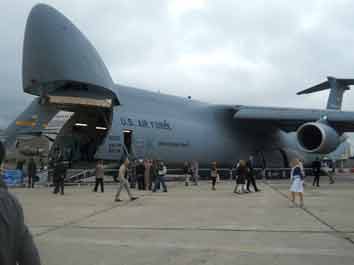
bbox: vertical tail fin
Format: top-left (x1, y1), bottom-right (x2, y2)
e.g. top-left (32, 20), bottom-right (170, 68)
top-left (1, 98), bottom-right (58, 149)
top-left (297, 76), bottom-right (354, 110)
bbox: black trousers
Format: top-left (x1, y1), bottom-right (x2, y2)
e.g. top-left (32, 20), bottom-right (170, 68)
top-left (313, 173), bottom-right (320, 186)
top-left (28, 176), bottom-right (34, 188)
top-left (94, 178), bottom-right (104, 192)
top-left (54, 179), bottom-right (64, 194)
top-left (246, 175), bottom-right (259, 191)
top-left (211, 177), bottom-right (216, 187)
top-left (137, 175), bottom-right (145, 190)
top-left (152, 176), bottom-right (160, 190)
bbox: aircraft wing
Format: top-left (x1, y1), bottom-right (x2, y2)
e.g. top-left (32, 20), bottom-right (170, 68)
top-left (232, 76), bottom-right (354, 133)
top-left (233, 106), bottom-right (354, 132)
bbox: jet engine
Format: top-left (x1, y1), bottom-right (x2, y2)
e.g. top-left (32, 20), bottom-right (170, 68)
top-left (296, 122), bottom-right (340, 154)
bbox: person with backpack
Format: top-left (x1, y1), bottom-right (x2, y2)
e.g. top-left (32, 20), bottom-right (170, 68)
top-left (289, 158), bottom-right (305, 207)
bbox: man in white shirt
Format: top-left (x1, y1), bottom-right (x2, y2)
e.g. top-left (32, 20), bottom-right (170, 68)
top-left (115, 159), bottom-right (138, 202)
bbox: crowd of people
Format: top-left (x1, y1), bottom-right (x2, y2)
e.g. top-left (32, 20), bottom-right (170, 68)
top-left (94, 158), bottom-right (170, 202)
top-left (1, 153), bottom-right (340, 207)
top-left (90, 155), bottom-right (263, 202)
top-left (100, 155), bottom-right (338, 207)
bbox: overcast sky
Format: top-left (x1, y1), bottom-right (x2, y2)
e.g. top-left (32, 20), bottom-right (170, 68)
top-left (1, 0), bottom-right (354, 128)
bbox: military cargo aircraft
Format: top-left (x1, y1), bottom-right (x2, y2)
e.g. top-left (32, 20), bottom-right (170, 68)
top-left (1, 4), bottom-right (354, 168)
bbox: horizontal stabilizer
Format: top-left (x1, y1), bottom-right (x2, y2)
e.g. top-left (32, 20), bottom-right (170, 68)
top-left (297, 76), bottom-right (354, 110)
top-left (297, 77), bottom-right (354, 95)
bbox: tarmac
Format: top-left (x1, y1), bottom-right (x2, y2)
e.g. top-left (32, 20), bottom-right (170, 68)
top-left (11, 175), bottom-right (354, 265)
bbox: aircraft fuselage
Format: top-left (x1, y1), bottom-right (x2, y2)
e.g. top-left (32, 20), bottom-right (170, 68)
top-left (95, 85), bottom-right (294, 167)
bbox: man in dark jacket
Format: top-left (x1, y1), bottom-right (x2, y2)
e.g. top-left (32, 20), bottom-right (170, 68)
top-left (312, 158), bottom-right (322, 187)
top-left (246, 156), bottom-right (260, 192)
top-left (53, 159), bottom-right (66, 195)
top-left (27, 158), bottom-right (37, 188)
top-left (135, 159), bottom-right (145, 190)
top-left (0, 148), bottom-right (41, 265)
top-left (150, 160), bottom-right (159, 190)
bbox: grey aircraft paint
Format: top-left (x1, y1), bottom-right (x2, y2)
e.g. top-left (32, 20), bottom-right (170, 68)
top-left (1, 4), bottom-right (353, 168)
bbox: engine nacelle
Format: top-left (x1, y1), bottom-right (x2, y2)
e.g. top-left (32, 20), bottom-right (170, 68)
top-left (297, 122), bottom-right (340, 154)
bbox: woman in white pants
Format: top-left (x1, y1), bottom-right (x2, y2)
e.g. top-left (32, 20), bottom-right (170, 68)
top-left (289, 159), bottom-right (305, 207)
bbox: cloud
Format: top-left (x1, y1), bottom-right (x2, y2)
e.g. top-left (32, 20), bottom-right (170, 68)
top-left (1, 0), bottom-right (354, 129)
top-left (168, 0), bottom-right (207, 17)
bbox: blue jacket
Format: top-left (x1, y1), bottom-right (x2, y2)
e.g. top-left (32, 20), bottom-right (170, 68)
top-left (292, 166), bottom-right (304, 181)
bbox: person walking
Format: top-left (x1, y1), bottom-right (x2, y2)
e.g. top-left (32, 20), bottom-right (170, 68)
top-left (136, 159), bottom-right (145, 190)
top-left (322, 160), bottom-right (335, 184)
top-left (27, 158), bottom-right (37, 188)
top-left (246, 156), bottom-right (260, 192)
top-left (153, 161), bottom-right (168, 192)
top-left (183, 161), bottom-right (190, 186)
top-left (191, 160), bottom-right (199, 185)
top-left (234, 160), bottom-right (247, 194)
top-left (289, 159), bottom-right (305, 207)
top-left (115, 159), bottom-right (138, 202)
top-left (53, 158), bottom-right (66, 195)
top-left (150, 160), bottom-right (160, 190)
top-left (144, 159), bottom-right (152, 190)
top-left (93, 160), bottom-right (105, 192)
top-left (210, 162), bottom-right (218, 190)
top-left (129, 159), bottom-right (138, 189)
top-left (328, 160), bottom-right (335, 184)
top-left (312, 157), bottom-right (321, 187)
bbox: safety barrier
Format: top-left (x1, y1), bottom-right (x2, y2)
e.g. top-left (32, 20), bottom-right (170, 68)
top-left (53, 166), bottom-right (336, 185)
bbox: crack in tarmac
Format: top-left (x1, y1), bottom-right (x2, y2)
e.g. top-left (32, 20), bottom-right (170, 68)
top-left (30, 224), bottom-right (354, 234)
top-left (264, 181), bottom-right (354, 246)
top-left (33, 183), bottom-right (179, 238)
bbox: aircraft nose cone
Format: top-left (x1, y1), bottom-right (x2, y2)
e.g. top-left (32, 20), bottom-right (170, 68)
top-left (22, 4), bottom-right (114, 96)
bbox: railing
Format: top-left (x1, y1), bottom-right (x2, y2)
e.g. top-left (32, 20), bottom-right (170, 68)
top-left (167, 167), bottom-right (318, 180)
top-left (57, 166), bottom-right (335, 185)
top-left (66, 168), bottom-right (95, 183)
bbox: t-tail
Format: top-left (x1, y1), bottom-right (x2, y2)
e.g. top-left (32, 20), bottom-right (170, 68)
top-left (297, 76), bottom-right (354, 110)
